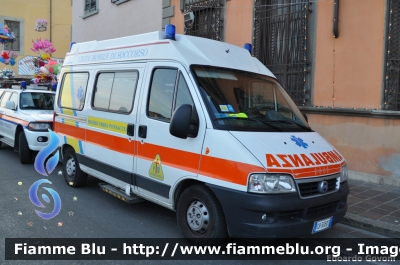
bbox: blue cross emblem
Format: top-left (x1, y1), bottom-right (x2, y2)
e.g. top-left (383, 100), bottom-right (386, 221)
top-left (77, 86), bottom-right (84, 100)
top-left (290, 135), bottom-right (309, 149)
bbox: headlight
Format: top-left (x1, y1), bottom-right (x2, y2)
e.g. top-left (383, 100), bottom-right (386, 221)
top-left (340, 164), bottom-right (348, 183)
top-left (28, 122), bottom-right (51, 131)
top-left (248, 174), bottom-right (297, 194)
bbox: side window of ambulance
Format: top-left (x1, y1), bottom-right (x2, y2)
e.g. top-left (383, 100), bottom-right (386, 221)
top-left (175, 73), bottom-right (193, 109)
top-left (9, 93), bottom-right (18, 108)
top-left (59, 72), bottom-right (89, 110)
top-left (174, 73), bottom-right (198, 123)
top-left (147, 69), bottom-right (177, 122)
top-left (0, 92), bottom-right (12, 108)
top-left (93, 71), bottom-right (138, 113)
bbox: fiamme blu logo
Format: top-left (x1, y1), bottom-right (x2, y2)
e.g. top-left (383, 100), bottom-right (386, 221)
top-left (30, 129), bottom-right (61, 220)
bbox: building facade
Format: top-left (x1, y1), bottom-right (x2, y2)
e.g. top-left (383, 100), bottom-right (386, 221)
top-left (72, 0), bottom-right (163, 43)
top-left (0, 0), bottom-right (72, 76)
top-left (167, 0), bottom-right (400, 185)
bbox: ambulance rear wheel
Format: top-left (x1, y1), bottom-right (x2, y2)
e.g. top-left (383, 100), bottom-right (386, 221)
top-left (63, 147), bottom-right (87, 187)
top-left (19, 131), bottom-right (32, 164)
top-left (176, 185), bottom-right (227, 243)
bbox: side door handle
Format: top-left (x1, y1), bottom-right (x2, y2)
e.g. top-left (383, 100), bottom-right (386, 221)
top-left (127, 124), bottom-right (134, 136)
top-left (138, 125), bottom-right (147, 138)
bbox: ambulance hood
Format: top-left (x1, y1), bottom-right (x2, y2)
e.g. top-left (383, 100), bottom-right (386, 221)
top-left (19, 110), bottom-right (53, 122)
top-left (229, 131), bottom-right (345, 178)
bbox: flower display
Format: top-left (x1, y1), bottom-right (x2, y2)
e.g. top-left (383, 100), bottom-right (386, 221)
top-left (31, 38), bottom-right (56, 54)
top-left (0, 24), bottom-right (16, 45)
top-left (0, 68), bottom-right (15, 79)
top-left (0, 50), bottom-right (18, 66)
top-left (35, 19), bottom-right (48, 32)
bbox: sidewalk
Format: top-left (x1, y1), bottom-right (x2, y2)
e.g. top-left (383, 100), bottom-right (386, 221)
top-left (341, 179), bottom-right (400, 237)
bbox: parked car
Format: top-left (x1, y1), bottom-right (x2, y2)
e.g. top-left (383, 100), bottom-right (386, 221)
top-left (0, 88), bottom-right (55, 163)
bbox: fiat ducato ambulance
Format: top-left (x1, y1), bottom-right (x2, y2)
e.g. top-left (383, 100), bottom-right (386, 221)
top-left (54, 25), bottom-right (349, 240)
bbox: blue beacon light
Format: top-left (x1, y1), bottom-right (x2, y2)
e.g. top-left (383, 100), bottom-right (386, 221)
top-left (70, 42), bottom-right (76, 51)
top-left (244, 43), bottom-right (252, 54)
top-left (165, 24), bottom-right (176, 40)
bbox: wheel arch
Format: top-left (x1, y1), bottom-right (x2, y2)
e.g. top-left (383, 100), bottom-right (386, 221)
top-left (60, 144), bottom-right (74, 161)
top-left (13, 125), bottom-right (24, 151)
top-left (173, 178), bottom-right (204, 210)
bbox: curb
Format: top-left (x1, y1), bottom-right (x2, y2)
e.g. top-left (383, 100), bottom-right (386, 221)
top-left (348, 170), bottom-right (400, 188)
top-left (340, 213), bottom-right (400, 238)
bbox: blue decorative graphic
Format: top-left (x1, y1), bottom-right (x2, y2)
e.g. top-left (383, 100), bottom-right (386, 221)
top-left (34, 129), bottom-right (60, 176)
top-left (29, 179), bottom-right (62, 220)
top-left (77, 86), bottom-right (84, 100)
top-left (290, 135), bottom-right (309, 149)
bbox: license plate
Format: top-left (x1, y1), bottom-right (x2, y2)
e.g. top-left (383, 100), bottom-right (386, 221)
top-left (312, 217), bottom-right (333, 234)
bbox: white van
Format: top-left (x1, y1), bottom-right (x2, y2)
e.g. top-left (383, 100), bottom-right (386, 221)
top-left (54, 26), bottom-right (349, 240)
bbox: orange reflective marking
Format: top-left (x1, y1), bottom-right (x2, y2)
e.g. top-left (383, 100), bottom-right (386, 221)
top-left (0, 115), bottom-right (29, 127)
top-left (267, 161), bottom-right (345, 179)
top-left (277, 154), bottom-right (293, 167)
top-left (200, 156), bottom-right (265, 186)
top-left (56, 122), bottom-right (85, 140)
top-left (86, 129), bottom-right (135, 155)
top-left (137, 142), bottom-right (200, 174)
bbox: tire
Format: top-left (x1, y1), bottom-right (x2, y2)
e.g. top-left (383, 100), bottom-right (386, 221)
top-left (19, 131), bottom-right (32, 164)
top-left (176, 184), bottom-right (227, 244)
top-left (62, 147), bottom-right (87, 187)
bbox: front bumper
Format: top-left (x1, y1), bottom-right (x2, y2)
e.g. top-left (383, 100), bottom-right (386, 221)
top-left (207, 181), bottom-right (349, 238)
top-left (24, 128), bottom-right (50, 151)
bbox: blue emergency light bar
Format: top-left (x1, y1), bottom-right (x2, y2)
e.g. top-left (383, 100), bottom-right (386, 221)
top-left (70, 42), bottom-right (76, 51)
top-left (165, 24), bottom-right (176, 40)
top-left (244, 43), bottom-right (252, 54)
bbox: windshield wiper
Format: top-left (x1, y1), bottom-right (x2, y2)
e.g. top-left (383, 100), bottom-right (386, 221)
top-left (250, 117), bottom-right (284, 132)
top-left (22, 106), bottom-right (38, 109)
top-left (213, 116), bottom-right (259, 122)
top-left (269, 119), bottom-right (312, 131)
top-left (214, 116), bottom-right (284, 131)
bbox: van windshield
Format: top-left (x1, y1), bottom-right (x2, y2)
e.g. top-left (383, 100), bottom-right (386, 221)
top-left (192, 66), bottom-right (312, 132)
top-left (20, 92), bottom-right (55, 110)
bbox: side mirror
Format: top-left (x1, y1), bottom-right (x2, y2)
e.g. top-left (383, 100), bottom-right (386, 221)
top-left (301, 112), bottom-right (308, 123)
top-left (170, 104), bottom-right (192, 139)
top-left (6, 101), bottom-right (16, 110)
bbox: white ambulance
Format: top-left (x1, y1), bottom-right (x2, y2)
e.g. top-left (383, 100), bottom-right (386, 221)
top-left (54, 25), bottom-right (349, 240)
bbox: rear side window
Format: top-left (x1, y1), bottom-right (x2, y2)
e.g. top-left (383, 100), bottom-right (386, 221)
top-left (59, 72), bottom-right (89, 110)
top-left (0, 92), bottom-right (12, 108)
top-left (9, 93), bottom-right (18, 108)
top-left (92, 71), bottom-right (138, 114)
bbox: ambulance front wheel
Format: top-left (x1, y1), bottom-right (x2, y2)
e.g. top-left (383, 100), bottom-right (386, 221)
top-left (63, 147), bottom-right (87, 187)
top-left (176, 184), bottom-right (227, 242)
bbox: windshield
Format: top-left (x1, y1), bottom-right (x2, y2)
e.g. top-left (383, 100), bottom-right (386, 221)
top-left (20, 92), bottom-right (55, 110)
top-left (192, 66), bottom-right (311, 132)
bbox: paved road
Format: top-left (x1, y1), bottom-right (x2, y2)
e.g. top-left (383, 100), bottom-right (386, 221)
top-left (0, 145), bottom-right (393, 265)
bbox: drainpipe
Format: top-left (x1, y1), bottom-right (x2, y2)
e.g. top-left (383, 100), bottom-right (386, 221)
top-left (50, 0), bottom-right (52, 42)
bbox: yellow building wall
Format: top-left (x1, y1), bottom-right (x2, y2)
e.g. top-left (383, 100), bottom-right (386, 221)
top-left (313, 0), bottom-right (385, 109)
top-left (0, 0), bottom-right (72, 76)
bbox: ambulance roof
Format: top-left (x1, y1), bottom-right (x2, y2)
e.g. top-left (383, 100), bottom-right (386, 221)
top-left (64, 31), bottom-right (275, 78)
